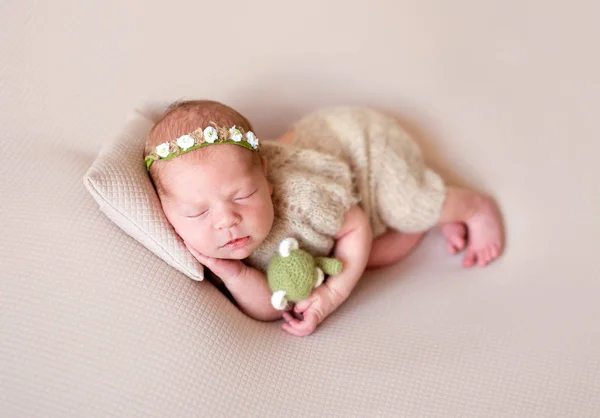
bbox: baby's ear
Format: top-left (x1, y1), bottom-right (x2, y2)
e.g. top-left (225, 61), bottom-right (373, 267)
top-left (259, 155), bottom-right (273, 195)
top-left (260, 155), bottom-right (268, 175)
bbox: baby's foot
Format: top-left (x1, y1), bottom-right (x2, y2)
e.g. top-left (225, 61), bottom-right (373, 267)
top-left (462, 196), bottom-right (503, 267)
top-left (441, 222), bottom-right (467, 255)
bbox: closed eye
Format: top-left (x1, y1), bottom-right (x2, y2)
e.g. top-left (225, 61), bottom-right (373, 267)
top-left (185, 209), bottom-right (208, 219)
top-left (234, 189), bottom-right (258, 201)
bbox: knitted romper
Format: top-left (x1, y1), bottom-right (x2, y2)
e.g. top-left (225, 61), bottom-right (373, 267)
top-left (245, 106), bottom-right (446, 273)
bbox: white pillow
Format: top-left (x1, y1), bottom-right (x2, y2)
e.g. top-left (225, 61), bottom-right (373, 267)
top-left (83, 109), bottom-right (204, 281)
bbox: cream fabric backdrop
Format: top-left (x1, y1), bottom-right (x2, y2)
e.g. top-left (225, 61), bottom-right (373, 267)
top-left (2, 1), bottom-right (599, 417)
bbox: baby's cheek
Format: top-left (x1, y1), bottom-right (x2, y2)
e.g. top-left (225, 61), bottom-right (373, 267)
top-left (175, 220), bottom-right (202, 242)
top-left (188, 229), bottom-right (214, 253)
top-left (253, 202), bottom-right (274, 234)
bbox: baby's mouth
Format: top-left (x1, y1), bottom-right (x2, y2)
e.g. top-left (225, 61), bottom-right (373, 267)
top-left (222, 236), bottom-right (250, 249)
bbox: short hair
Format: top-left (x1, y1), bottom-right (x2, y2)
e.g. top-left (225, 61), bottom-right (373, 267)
top-left (145, 100), bottom-right (255, 196)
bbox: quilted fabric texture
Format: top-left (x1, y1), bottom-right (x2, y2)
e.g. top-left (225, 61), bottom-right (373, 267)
top-left (83, 112), bottom-right (205, 281)
top-left (3, 117), bottom-right (600, 418)
top-left (4, 1), bottom-right (600, 416)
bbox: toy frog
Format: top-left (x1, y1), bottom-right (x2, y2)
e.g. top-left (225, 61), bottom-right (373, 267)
top-left (267, 237), bottom-right (343, 310)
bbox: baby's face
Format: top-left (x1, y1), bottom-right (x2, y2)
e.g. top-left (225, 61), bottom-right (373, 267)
top-left (159, 145), bottom-right (274, 260)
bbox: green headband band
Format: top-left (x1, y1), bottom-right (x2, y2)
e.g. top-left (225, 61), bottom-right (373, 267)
top-left (144, 123), bottom-right (260, 170)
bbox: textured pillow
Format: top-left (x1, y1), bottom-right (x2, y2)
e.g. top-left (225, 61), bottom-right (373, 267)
top-left (83, 109), bottom-right (204, 281)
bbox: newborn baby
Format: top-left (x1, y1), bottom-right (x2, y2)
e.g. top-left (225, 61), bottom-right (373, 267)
top-left (145, 100), bottom-right (504, 336)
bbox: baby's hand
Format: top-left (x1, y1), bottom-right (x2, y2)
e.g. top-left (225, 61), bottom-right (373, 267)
top-left (281, 283), bottom-right (343, 337)
top-left (185, 242), bottom-right (247, 283)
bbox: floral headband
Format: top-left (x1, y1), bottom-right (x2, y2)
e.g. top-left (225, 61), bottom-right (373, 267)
top-left (144, 123), bottom-right (260, 170)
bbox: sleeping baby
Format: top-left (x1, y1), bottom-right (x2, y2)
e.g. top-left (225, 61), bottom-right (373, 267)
top-left (144, 100), bottom-right (503, 337)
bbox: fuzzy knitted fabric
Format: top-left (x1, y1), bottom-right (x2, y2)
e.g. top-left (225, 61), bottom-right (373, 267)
top-left (268, 249), bottom-right (318, 302)
top-left (245, 106), bottom-right (446, 273)
top-left (245, 141), bottom-right (359, 272)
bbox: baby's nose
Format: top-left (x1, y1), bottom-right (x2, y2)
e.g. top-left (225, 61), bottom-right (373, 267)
top-left (214, 212), bottom-right (241, 230)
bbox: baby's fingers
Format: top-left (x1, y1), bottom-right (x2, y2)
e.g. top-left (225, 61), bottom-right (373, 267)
top-left (282, 312), bottom-right (298, 324)
top-left (294, 295), bottom-right (315, 314)
top-left (282, 321), bottom-right (314, 337)
top-left (282, 311), bottom-right (318, 337)
top-left (185, 243), bottom-right (245, 280)
top-left (185, 242), bottom-right (208, 263)
top-left (183, 241), bottom-right (205, 261)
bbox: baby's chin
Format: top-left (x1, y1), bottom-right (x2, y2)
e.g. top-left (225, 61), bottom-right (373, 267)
top-left (220, 253), bottom-right (249, 260)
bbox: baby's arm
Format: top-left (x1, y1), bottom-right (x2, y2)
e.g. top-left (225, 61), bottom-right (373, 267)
top-left (327, 205), bottom-right (373, 302)
top-left (282, 205), bottom-right (372, 336)
top-left (185, 244), bottom-right (283, 322)
top-left (222, 265), bottom-right (284, 321)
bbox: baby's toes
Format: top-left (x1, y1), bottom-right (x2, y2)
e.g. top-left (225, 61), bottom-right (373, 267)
top-left (478, 248), bottom-right (490, 266)
top-left (463, 248), bottom-right (477, 267)
top-left (451, 235), bottom-right (466, 252)
top-left (487, 245), bottom-right (501, 264)
top-left (443, 225), bottom-right (467, 255)
top-left (491, 244), bottom-right (500, 259)
top-left (478, 246), bottom-right (499, 266)
top-left (447, 242), bottom-right (458, 254)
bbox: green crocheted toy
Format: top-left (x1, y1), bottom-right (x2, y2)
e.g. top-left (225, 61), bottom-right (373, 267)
top-left (267, 237), bottom-right (343, 310)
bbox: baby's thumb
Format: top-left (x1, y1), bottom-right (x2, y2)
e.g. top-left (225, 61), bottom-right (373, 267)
top-left (294, 295), bottom-right (314, 313)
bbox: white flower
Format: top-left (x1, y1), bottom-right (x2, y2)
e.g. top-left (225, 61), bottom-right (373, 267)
top-left (156, 142), bottom-right (171, 158)
top-left (176, 134), bottom-right (195, 150)
top-left (246, 131), bottom-right (259, 149)
top-left (203, 126), bottom-right (218, 143)
top-left (229, 125), bottom-right (243, 142)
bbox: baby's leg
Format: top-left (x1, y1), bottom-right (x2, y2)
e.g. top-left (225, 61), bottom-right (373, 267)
top-left (367, 230), bottom-right (425, 269)
top-left (360, 110), bottom-right (502, 267)
top-left (438, 186), bottom-right (504, 267)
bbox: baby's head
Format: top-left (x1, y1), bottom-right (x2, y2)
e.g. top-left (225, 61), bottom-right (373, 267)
top-left (145, 100), bottom-right (274, 260)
